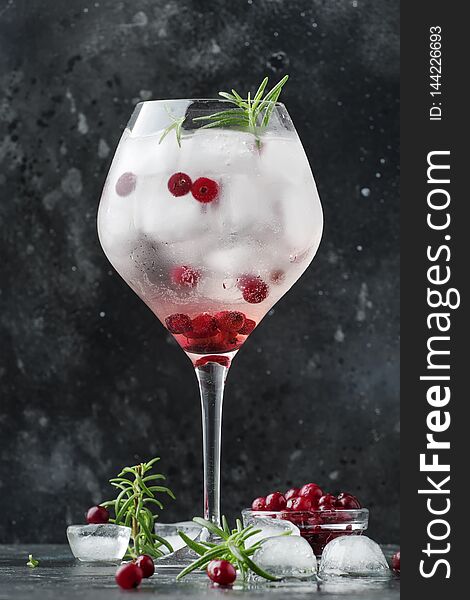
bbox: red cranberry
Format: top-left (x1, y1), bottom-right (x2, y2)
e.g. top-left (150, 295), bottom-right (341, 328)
top-left (265, 492), bottom-right (287, 511)
top-left (115, 172), bottom-right (136, 196)
top-left (191, 177), bottom-right (219, 203)
top-left (214, 311), bottom-right (246, 332)
top-left (207, 559), bottom-right (236, 586)
top-left (285, 488), bottom-right (300, 501)
top-left (335, 492), bottom-right (361, 509)
top-left (195, 355), bottom-right (230, 368)
top-left (167, 172), bottom-right (192, 197)
top-left (165, 313), bottom-right (192, 335)
top-left (287, 496), bottom-right (312, 511)
top-left (135, 554), bottom-right (155, 578)
top-left (171, 265), bottom-right (200, 288)
top-left (86, 505), bottom-right (109, 524)
top-left (188, 314), bottom-right (218, 339)
top-left (318, 494), bottom-right (337, 510)
top-left (239, 276), bottom-right (269, 304)
top-left (299, 483), bottom-right (323, 506)
top-left (239, 318), bottom-right (256, 335)
top-left (251, 497), bottom-right (266, 511)
top-left (115, 562), bottom-right (143, 589)
top-left (392, 551), bottom-right (400, 573)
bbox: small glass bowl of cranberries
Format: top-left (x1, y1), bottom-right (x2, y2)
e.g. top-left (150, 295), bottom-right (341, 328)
top-left (244, 486), bottom-right (369, 557)
top-left (242, 507), bottom-right (369, 557)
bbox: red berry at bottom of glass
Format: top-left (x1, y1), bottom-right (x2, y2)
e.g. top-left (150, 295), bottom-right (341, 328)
top-left (265, 491), bottom-right (287, 511)
top-left (392, 551), bottom-right (400, 573)
top-left (195, 355), bottom-right (230, 368)
top-left (86, 505), bottom-right (109, 524)
top-left (165, 313), bottom-right (192, 335)
top-left (135, 554), bottom-right (155, 578)
top-left (115, 562), bottom-right (143, 589)
top-left (207, 559), bottom-right (237, 585)
top-left (239, 318), bottom-right (256, 335)
top-left (251, 497), bottom-right (266, 511)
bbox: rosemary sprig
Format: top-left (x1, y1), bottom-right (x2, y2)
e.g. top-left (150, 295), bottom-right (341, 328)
top-left (100, 457), bottom-right (175, 559)
top-left (176, 516), bottom-right (287, 582)
top-left (194, 75), bottom-right (289, 137)
top-left (158, 76), bottom-right (289, 146)
top-left (159, 107), bottom-right (185, 147)
top-left (26, 554), bottom-right (39, 568)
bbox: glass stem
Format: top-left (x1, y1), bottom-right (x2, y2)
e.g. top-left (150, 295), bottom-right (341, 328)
top-left (195, 361), bottom-right (228, 526)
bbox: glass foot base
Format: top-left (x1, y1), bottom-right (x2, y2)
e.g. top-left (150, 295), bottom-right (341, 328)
top-left (155, 545), bottom-right (201, 572)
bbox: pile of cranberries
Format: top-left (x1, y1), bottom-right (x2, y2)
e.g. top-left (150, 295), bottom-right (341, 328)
top-left (250, 483), bottom-right (363, 556)
top-left (252, 483), bottom-right (362, 513)
top-left (165, 310), bottom-right (257, 354)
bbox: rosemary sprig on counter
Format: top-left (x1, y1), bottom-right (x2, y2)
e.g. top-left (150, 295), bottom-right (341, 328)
top-left (100, 457), bottom-right (175, 559)
top-left (176, 516), bottom-right (283, 582)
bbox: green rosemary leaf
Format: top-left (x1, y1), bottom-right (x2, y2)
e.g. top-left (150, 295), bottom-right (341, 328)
top-left (118, 466), bottom-right (138, 478)
top-left (143, 497), bottom-right (164, 510)
top-left (176, 546), bottom-right (225, 580)
top-left (222, 515), bottom-right (230, 535)
top-left (252, 77), bottom-right (269, 108)
top-left (147, 485), bottom-right (176, 499)
top-left (228, 542), bottom-right (278, 582)
top-left (192, 517), bottom-right (228, 541)
top-left (26, 554), bottom-right (39, 568)
top-left (116, 493), bottom-right (137, 522)
top-left (178, 531), bottom-right (208, 556)
top-left (145, 457), bottom-right (161, 469)
top-left (153, 534), bottom-right (174, 554)
top-left (142, 474), bottom-right (166, 483)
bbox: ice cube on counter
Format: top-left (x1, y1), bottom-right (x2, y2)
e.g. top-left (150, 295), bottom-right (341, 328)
top-left (252, 535), bottom-right (317, 580)
top-left (67, 524), bottom-right (131, 562)
top-left (243, 516), bottom-right (300, 549)
top-left (154, 521), bottom-right (202, 555)
top-left (319, 536), bottom-right (390, 577)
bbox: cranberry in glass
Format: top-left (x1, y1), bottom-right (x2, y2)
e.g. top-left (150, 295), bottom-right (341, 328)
top-left (265, 492), bottom-right (287, 511)
top-left (191, 177), bottom-right (219, 203)
top-left (251, 497), bottom-right (266, 511)
top-left (86, 505), bottom-right (109, 524)
top-left (335, 492), bottom-right (361, 509)
top-left (167, 172), bottom-right (192, 197)
top-left (115, 563), bottom-right (143, 589)
top-left (135, 554), bottom-right (155, 578)
top-left (238, 318), bottom-right (256, 335)
top-left (207, 560), bottom-right (237, 585)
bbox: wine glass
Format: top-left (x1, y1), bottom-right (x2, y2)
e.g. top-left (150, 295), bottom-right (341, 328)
top-left (97, 98), bottom-right (323, 551)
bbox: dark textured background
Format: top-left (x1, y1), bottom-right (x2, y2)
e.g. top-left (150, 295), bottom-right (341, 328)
top-left (0, 0), bottom-right (399, 543)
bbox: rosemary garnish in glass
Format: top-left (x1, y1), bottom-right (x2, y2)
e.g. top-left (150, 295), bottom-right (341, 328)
top-left (100, 457), bottom-right (175, 559)
top-left (194, 75), bottom-right (289, 137)
top-left (159, 75), bottom-right (289, 146)
top-left (176, 516), bottom-right (285, 582)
